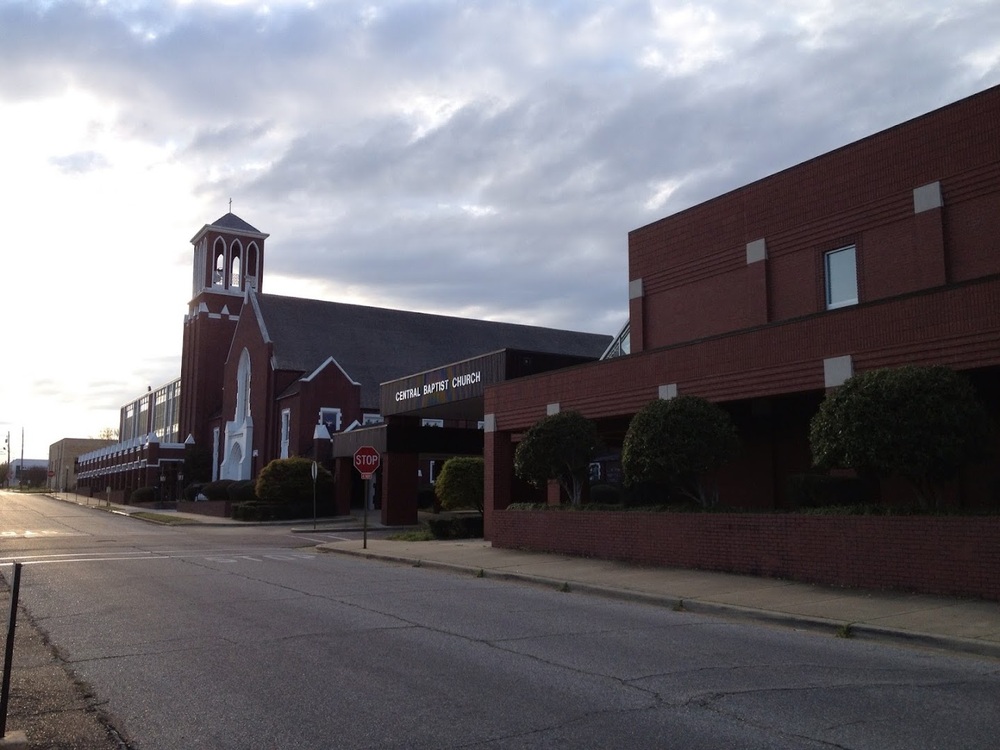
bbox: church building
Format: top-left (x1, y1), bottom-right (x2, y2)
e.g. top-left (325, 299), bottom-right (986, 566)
top-left (76, 212), bottom-right (612, 516)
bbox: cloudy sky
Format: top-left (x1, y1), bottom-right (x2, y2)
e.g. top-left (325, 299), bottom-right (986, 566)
top-left (1, 0), bottom-right (998, 459)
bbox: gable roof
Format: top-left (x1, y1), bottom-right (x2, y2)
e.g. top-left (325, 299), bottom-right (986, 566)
top-left (252, 293), bottom-right (612, 406)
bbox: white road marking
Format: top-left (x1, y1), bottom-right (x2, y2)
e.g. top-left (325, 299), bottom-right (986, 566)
top-left (0, 550), bottom-right (316, 566)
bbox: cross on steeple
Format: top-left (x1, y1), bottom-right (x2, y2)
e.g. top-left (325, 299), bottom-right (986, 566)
top-left (229, 198), bottom-right (233, 213)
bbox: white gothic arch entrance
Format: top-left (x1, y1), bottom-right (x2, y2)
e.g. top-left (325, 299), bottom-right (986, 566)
top-left (220, 348), bottom-right (254, 480)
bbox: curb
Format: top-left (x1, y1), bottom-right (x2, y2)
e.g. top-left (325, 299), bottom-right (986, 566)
top-left (316, 545), bottom-right (1000, 662)
top-left (0, 731), bottom-right (28, 750)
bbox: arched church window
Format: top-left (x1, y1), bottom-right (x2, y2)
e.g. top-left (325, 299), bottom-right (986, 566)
top-left (212, 243), bottom-right (226, 286)
top-left (235, 349), bottom-right (251, 423)
top-left (246, 243), bottom-right (259, 277)
top-left (231, 256), bottom-right (241, 290)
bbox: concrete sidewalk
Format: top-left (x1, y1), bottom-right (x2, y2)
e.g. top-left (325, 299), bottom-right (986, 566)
top-left (316, 537), bottom-right (1000, 661)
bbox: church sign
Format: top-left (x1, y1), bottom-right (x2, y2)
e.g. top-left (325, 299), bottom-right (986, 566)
top-left (380, 351), bottom-right (509, 416)
top-left (380, 349), bottom-right (601, 417)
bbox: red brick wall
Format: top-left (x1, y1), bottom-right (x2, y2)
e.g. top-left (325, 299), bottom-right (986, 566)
top-left (177, 500), bottom-right (232, 518)
top-left (486, 275), bottom-right (1000, 434)
top-left (492, 510), bottom-right (1000, 601)
top-left (628, 85), bottom-right (1000, 349)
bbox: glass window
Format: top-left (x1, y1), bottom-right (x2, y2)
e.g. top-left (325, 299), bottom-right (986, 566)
top-left (825, 245), bottom-right (858, 309)
top-left (601, 321), bottom-right (631, 360)
top-left (319, 407), bottom-right (341, 434)
top-left (280, 409), bottom-right (290, 459)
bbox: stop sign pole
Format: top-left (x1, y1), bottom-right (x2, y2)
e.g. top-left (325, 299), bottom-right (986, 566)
top-left (353, 446), bottom-right (380, 549)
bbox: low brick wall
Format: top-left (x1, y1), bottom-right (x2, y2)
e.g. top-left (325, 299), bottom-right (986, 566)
top-left (491, 510), bottom-right (1000, 601)
top-left (176, 500), bottom-right (232, 518)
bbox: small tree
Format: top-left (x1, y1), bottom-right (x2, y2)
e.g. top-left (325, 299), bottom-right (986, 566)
top-left (621, 396), bottom-right (739, 508)
top-left (514, 411), bottom-right (600, 505)
top-left (256, 457), bottom-right (333, 507)
top-left (434, 457), bottom-right (484, 514)
top-left (810, 365), bottom-right (992, 509)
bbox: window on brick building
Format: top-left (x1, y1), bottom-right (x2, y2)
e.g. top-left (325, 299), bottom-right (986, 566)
top-left (825, 245), bottom-right (858, 309)
top-left (319, 407), bottom-right (342, 435)
top-left (280, 409), bottom-right (290, 459)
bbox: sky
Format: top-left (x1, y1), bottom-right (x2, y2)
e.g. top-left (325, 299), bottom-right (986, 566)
top-left (1, 0), bottom-right (999, 460)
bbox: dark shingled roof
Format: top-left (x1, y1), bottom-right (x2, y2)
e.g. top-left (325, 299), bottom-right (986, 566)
top-left (211, 212), bottom-right (263, 234)
top-left (253, 293), bottom-right (613, 407)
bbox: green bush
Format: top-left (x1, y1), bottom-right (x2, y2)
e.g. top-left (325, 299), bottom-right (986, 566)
top-left (130, 486), bottom-right (155, 503)
top-left (426, 516), bottom-right (484, 539)
top-left (622, 396), bottom-right (739, 508)
top-left (256, 457), bottom-right (333, 506)
top-left (514, 411), bottom-right (601, 505)
top-left (435, 457), bottom-right (484, 513)
top-left (184, 483), bottom-right (205, 502)
top-left (786, 474), bottom-right (873, 509)
top-left (589, 483), bottom-right (622, 505)
top-left (810, 365), bottom-right (993, 509)
top-left (228, 480), bottom-right (258, 504)
top-left (202, 480), bottom-right (235, 501)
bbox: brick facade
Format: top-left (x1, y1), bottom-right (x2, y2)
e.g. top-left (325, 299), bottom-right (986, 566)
top-left (484, 85), bottom-right (1000, 570)
top-left (491, 510), bottom-right (1000, 601)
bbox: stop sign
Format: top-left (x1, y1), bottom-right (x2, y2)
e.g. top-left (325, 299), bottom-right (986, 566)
top-left (353, 445), bottom-right (380, 479)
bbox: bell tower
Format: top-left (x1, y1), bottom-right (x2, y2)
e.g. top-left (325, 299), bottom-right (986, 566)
top-left (179, 212), bottom-right (269, 465)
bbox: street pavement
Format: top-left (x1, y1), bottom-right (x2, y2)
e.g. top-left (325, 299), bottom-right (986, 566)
top-left (51, 492), bottom-right (1000, 661)
top-left (2, 492), bottom-right (998, 748)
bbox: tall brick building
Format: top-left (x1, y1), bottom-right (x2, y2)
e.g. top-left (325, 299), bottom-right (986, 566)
top-left (483, 84), bottom-right (1000, 537)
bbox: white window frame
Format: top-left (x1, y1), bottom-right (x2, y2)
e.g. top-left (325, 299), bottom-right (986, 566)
top-left (319, 407), bottom-right (342, 434)
top-left (421, 418), bottom-right (444, 428)
top-left (362, 413), bottom-right (383, 426)
top-left (280, 409), bottom-right (291, 459)
top-left (825, 245), bottom-right (858, 310)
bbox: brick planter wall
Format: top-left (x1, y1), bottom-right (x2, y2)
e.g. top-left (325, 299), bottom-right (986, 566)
top-left (491, 510), bottom-right (1000, 601)
top-left (176, 500), bottom-right (232, 518)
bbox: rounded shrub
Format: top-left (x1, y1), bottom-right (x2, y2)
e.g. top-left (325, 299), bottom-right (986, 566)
top-left (130, 486), bottom-right (155, 503)
top-left (256, 457), bottom-right (333, 506)
top-left (622, 396), bottom-right (739, 508)
top-left (228, 480), bottom-right (259, 504)
top-left (434, 457), bottom-right (484, 513)
top-left (202, 479), bottom-right (236, 501)
top-left (810, 365), bottom-right (992, 509)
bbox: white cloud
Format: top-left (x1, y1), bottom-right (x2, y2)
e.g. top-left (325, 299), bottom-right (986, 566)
top-left (0, 0), bottom-right (998, 455)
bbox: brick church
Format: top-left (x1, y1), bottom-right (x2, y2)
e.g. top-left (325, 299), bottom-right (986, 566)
top-left (76, 212), bottom-right (611, 514)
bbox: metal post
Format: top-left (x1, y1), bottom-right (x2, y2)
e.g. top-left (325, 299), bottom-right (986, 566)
top-left (311, 461), bottom-right (318, 531)
top-left (1, 562), bottom-right (23, 738)
top-left (363, 477), bottom-right (369, 550)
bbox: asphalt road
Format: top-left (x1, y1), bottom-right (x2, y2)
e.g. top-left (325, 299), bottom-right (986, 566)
top-left (2, 491), bottom-right (999, 749)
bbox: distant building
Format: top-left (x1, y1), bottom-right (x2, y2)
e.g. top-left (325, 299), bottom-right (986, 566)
top-left (48, 438), bottom-right (116, 492)
top-left (10, 458), bottom-right (49, 488)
